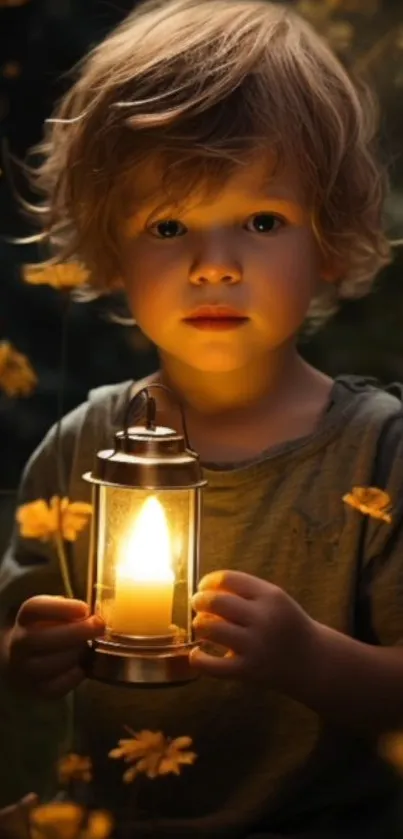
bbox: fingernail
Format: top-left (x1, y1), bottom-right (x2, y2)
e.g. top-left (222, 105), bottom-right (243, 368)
top-left (93, 616), bottom-right (105, 630)
top-left (189, 646), bottom-right (200, 663)
top-left (198, 571), bottom-right (225, 591)
top-left (192, 592), bottom-right (210, 610)
top-left (73, 601), bottom-right (89, 617)
top-left (191, 593), bottom-right (204, 611)
top-left (21, 793), bottom-right (38, 807)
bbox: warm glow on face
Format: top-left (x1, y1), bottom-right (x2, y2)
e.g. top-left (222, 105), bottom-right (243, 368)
top-left (119, 496), bottom-right (174, 583)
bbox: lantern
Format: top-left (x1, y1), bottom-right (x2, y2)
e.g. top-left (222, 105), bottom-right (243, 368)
top-left (84, 384), bottom-right (206, 686)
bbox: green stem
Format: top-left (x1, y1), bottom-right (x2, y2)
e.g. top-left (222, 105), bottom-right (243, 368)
top-left (55, 295), bottom-right (70, 502)
top-left (54, 529), bottom-right (74, 600)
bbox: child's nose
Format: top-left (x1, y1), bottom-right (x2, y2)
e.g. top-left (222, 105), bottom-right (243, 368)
top-left (189, 260), bottom-right (242, 286)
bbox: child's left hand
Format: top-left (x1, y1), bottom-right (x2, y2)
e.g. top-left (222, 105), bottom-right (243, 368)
top-left (190, 570), bottom-right (317, 692)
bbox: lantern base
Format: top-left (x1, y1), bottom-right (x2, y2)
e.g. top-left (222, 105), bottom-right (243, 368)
top-left (86, 640), bottom-right (198, 686)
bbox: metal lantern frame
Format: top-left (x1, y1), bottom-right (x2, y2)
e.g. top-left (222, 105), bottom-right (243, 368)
top-left (84, 383), bottom-right (206, 686)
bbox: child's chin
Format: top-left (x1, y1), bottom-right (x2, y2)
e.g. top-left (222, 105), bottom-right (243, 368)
top-left (187, 347), bottom-right (251, 374)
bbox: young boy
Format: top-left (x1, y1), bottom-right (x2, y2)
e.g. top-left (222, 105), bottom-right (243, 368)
top-left (1, 0), bottom-right (403, 835)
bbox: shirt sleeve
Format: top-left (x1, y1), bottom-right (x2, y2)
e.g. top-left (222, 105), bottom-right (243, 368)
top-left (0, 382), bottom-right (127, 626)
top-left (0, 417), bottom-right (79, 626)
top-left (0, 423), bottom-right (78, 802)
top-left (359, 407), bottom-right (403, 647)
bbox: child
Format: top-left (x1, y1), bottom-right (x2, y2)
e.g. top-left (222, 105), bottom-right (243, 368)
top-left (1, 0), bottom-right (403, 835)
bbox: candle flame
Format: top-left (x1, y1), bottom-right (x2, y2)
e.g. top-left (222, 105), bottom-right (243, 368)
top-left (119, 496), bottom-right (174, 583)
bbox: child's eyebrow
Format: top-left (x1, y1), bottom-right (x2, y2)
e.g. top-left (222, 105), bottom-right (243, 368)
top-left (257, 195), bottom-right (309, 223)
top-left (122, 187), bottom-right (309, 235)
top-left (123, 202), bottom-right (181, 236)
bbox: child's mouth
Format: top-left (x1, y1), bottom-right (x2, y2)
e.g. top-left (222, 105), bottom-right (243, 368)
top-left (183, 306), bottom-right (249, 331)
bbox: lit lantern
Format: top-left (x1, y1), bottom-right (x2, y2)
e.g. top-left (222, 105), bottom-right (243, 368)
top-left (84, 385), bottom-right (206, 685)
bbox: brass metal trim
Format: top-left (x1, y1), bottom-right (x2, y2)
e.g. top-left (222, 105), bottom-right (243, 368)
top-left (86, 641), bottom-right (198, 686)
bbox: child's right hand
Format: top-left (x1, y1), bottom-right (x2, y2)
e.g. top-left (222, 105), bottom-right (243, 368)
top-left (6, 595), bottom-right (104, 699)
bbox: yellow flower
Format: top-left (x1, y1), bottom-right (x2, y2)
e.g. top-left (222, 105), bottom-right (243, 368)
top-left (0, 340), bottom-right (37, 397)
top-left (84, 811), bottom-right (114, 839)
top-left (58, 754), bottom-right (93, 786)
top-left (61, 499), bottom-right (94, 541)
top-left (23, 262), bottom-right (90, 290)
top-left (16, 499), bottom-right (55, 540)
top-left (30, 802), bottom-right (83, 839)
top-left (109, 728), bottom-right (197, 783)
top-left (30, 802), bottom-right (113, 839)
top-left (343, 486), bottom-right (392, 524)
top-left (17, 496), bottom-right (93, 542)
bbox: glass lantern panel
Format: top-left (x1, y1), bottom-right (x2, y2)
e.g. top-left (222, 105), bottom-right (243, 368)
top-left (91, 485), bottom-right (199, 646)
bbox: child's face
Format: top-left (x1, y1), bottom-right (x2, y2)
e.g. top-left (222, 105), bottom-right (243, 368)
top-left (120, 156), bottom-right (326, 373)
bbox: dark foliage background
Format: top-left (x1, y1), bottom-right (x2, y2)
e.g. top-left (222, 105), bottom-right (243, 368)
top-left (0, 0), bottom-right (402, 810)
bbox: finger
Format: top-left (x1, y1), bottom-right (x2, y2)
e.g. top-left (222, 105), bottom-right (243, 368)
top-left (18, 596), bottom-right (89, 627)
top-left (192, 591), bottom-right (252, 626)
top-left (0, 793), bottom-right (38, 820)
top-left (198, 570), bottom-right (262, 599)
top-left (17, 615), bottom-right (104, 655)
top-left (20, 794), bottom-right (39, 809)
top-left (189, 646), bottom-right (243, 678)
top-left (193, 615), bottom-right (247, 654)
top-left (20, 793), bottom-right (38, 807)
top-left (38, 665), bottom-right (85, 699)
top-left (25, 647), bottom-right (84, 682)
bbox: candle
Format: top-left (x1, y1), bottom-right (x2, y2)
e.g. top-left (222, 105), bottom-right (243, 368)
top-left (111, 496), bottom-right (174, 637)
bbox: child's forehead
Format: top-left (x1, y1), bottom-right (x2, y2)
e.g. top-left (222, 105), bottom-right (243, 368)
top-left (124, 152), bottom-right (305, 215)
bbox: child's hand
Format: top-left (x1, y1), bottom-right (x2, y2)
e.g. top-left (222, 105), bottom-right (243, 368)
top-left (6, 595), bottom-right (104, 699)
top-left (190, 570), bottom-right (316, 692)
top-left (0, 793), bottom-right (38, 836)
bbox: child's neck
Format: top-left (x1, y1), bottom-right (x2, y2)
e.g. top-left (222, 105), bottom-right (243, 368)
top-left (152, 349), bottom-right (334, 465)
top-left (160, 346), bottom-right (300, 415)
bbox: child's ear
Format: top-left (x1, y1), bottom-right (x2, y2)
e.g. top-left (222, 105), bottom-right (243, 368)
top-left (313, 257), bottom-right (341, 299)
top-left (320, 256), bottom-right (342, 284)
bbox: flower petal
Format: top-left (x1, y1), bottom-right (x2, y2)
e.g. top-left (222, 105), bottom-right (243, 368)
top-left (30, 802), bottom-right (83, 839)
top-left (158, 757), bottom-right (181, 776)
top-left (0, 341), bottom-right (37, 398)
top-left (170, 736), bottom-right (193, 750)
top-left (23, 262), bottom-right (90, 290)
top-left (123, 766), bottom-right (139, 784)
top-left (16, 500), bottom-right (55, 540)
top-left (85, 810), bottom-right (114, 839)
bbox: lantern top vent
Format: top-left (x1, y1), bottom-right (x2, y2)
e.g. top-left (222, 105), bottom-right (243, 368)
top-left (84, 384), bottom-right (206, 490)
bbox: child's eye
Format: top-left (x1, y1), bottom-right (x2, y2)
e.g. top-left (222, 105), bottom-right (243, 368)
top-left (244, 213), bottom-right (284, 234)
top-left (148, 220), bottom-right (187, 238)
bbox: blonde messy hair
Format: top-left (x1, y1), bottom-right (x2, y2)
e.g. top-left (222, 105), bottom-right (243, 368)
top-left (32, 0), bottom-right (390, 319)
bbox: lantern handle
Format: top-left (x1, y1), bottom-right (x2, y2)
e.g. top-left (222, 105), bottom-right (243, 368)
top-left (123, 383), bottom-right (192, 451)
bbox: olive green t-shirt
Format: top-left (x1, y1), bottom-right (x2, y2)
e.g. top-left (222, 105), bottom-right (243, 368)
top-left (1, 375), bottom-right (403, 837)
